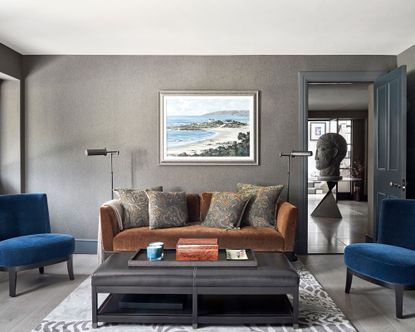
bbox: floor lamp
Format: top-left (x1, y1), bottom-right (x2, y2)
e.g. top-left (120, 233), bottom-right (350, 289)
top-left (279, 151), bottom-right (313, 202)
top-left (85, 148), bottom-right (120, 199)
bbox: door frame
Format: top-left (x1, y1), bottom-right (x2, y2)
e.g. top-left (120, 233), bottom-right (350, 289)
top-left (297, 71), bottom-right (385, 254)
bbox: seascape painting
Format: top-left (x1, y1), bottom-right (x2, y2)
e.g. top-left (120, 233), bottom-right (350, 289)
top-left (159, 91), bottom-right (258, 165)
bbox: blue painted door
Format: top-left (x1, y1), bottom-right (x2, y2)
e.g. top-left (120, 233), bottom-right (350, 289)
top-left (374, 66), bottom-right (407, 240)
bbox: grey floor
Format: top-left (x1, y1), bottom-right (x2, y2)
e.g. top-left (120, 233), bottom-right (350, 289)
top-left (0, 255), bottom-right (98, 332)
top-left (1, 254), bottom-right (415, 332)
top-left (303, 255), bottom-right (415, 332)
top-left (308, 194), bottom-right (368, 253)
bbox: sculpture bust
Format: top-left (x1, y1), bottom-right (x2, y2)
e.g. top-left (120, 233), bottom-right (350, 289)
top-left (315, 133), bottom-right (347, 178)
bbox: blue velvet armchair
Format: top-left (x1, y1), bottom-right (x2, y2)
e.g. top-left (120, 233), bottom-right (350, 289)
top-left (0, 193), bottom-right (75, 296)
top-left (344, 198), bottom-right (415, 318)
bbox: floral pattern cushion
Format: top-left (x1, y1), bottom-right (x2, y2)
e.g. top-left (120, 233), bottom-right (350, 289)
top-left (202, 192), bottom-right (250, 229)
top-left (237, 183), bottom-right (284, 227)
top-left (147, 191), bottom-right (188, 229)
top-left (114, 186), bottom-right (162, 229)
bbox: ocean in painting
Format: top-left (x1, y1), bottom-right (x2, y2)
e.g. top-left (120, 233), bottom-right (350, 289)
top-left (167, 114), bottom-right (249, 148)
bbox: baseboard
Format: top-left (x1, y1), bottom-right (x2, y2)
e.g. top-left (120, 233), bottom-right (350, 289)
top-left (75, 239), bottom-right (97, 254)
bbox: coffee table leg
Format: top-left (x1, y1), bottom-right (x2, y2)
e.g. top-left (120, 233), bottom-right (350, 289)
top-left (192, 291), bottom-right (198, 329)
top-left (292, 287), bottom-right (299, 329)
top-left (92, 286), bottom-right (98, 328)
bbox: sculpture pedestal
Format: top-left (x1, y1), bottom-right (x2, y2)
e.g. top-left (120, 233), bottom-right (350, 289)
top-left (311, 181), bottom-right (342, 218)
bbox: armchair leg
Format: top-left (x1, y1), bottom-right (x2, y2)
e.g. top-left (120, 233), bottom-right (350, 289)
top-left (395, 284), bottom-right (404, 318)
top-left (345, 268), bottom-right (353, 293)
top-left (67, 256), bottom-right (74, 280)
top-left (9, 270), bottom-right (17, 297)
top-left (39, 267), bottom-right (44, 274)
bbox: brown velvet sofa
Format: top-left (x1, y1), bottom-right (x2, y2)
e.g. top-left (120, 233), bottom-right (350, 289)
top-left (100, 193), bottom-right (298, 255)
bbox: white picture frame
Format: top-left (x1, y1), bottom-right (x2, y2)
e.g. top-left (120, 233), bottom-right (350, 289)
top-left (159, 90), bottom-right (259, 165)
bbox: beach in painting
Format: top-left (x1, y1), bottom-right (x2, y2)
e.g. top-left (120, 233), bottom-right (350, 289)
top-left (166, 112), bottom-right (250, 157)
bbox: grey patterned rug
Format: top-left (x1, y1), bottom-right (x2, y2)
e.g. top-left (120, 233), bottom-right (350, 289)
top-left (32, 262), bottom-right (356, 332)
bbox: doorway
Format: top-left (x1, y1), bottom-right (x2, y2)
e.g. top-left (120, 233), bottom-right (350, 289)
top-left (297, 71), bottom-right (384, 255)
top-left (307, 83), bottom-right (369, 253)
top-left (298, 69), bottom-right (407, 255)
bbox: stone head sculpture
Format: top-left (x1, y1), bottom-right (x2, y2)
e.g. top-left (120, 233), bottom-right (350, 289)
top-left (315, 133), bottom-right (347, 177)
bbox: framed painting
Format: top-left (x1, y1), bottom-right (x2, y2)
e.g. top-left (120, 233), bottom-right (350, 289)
top-left (159, 90), bottom-right (259, 165)
top-left (310, 122), bottom-right (326, 141)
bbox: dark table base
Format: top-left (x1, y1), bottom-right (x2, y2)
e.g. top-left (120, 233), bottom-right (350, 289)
top-left (93, 291), bottom-right (298, 329)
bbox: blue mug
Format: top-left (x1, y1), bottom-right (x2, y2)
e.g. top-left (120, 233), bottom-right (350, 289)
top-left (147, 245), bottom-right (163, 261)
top-left (149, 242), bottom-right (164, 258)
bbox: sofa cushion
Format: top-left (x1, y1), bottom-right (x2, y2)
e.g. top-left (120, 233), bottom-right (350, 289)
top-left (186, 193), bottom-right (200, 222)
top-left (202, 192), bottom-right (249, 229)
top-left (344, 243), bottom-right (415, 285)
top-left (0, 233), bottom-right (75, 267)
top-left (114, 186), bottom-right (162, 229)
top-left (147, 191), bottom-right (188, 229)
top-left (113, 224), bottom-right (285, 252)
top-left (237, 183), bottom-right (284, 227)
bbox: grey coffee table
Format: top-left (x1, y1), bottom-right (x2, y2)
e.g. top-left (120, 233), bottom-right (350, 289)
top-left (91, 251), bottom-right (299, 329)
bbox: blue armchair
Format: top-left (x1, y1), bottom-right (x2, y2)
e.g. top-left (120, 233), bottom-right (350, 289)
top-left (344, 198), bottom-right (415, 318)
top-left (0, 193), bottom-right (75, 296)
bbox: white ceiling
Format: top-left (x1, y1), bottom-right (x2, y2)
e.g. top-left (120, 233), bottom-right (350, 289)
top-left (1, 0), bottom-right (415, 55)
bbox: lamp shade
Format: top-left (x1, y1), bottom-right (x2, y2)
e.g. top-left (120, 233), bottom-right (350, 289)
top-left (279, 151), bottom-right (313, 158)
top-left (85, 148), bottom-right (108, 156)
top-left (291, 151), bottom-right (313, 157)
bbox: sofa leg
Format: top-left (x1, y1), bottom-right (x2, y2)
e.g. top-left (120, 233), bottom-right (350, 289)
top-left (9, 270), bottom-right (17, 297)
top-left (395, 284), bottom-right (404, 318)
top-left (284, 252), bottom-right (298, 262)
top-left (345, 268), bottom-right (353, 294)
top-left (67, 256), bottom-right (74, 280)
top-left (39, 267), bottom-right (44, 274)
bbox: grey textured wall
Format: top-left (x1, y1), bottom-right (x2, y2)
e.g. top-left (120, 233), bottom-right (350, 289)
top-left (0, 43), bottom-right (21, 79)
top-left (0, 80), bottom-right (21, 194)
top-left (22, 55), bottom-right (396, 242)
top-left (398, 45), bottom-right (415, 199)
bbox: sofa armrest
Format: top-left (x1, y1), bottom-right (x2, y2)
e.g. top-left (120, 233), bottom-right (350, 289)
top-left (100, 205), bottom-right (121, 251)
top-left (276, 201), bottom-right (298, 252)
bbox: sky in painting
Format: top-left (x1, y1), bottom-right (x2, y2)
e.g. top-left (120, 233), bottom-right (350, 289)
top-left (165, 95), bottom-right (252, 116)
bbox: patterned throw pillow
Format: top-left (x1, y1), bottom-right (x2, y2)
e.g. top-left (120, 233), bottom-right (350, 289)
top-left (202, 192), bottom-right (250, 229)
top-left (114, 186), bottom-right (162, 229)
top-left (147, 191), bottom-right (188, 229)
top-left (237, 183), bottom-right (284, 227)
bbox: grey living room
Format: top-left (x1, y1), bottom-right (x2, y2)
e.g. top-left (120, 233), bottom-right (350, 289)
top-left (1, 1), bottom-right (415, 332)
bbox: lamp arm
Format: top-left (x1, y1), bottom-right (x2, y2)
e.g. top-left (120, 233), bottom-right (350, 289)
top-left (86, 147), bottom-right (119, 200)
top-left (279, 150), bottom-right (312, 202)
top-left (107, 150), bottom-right (120, 155)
